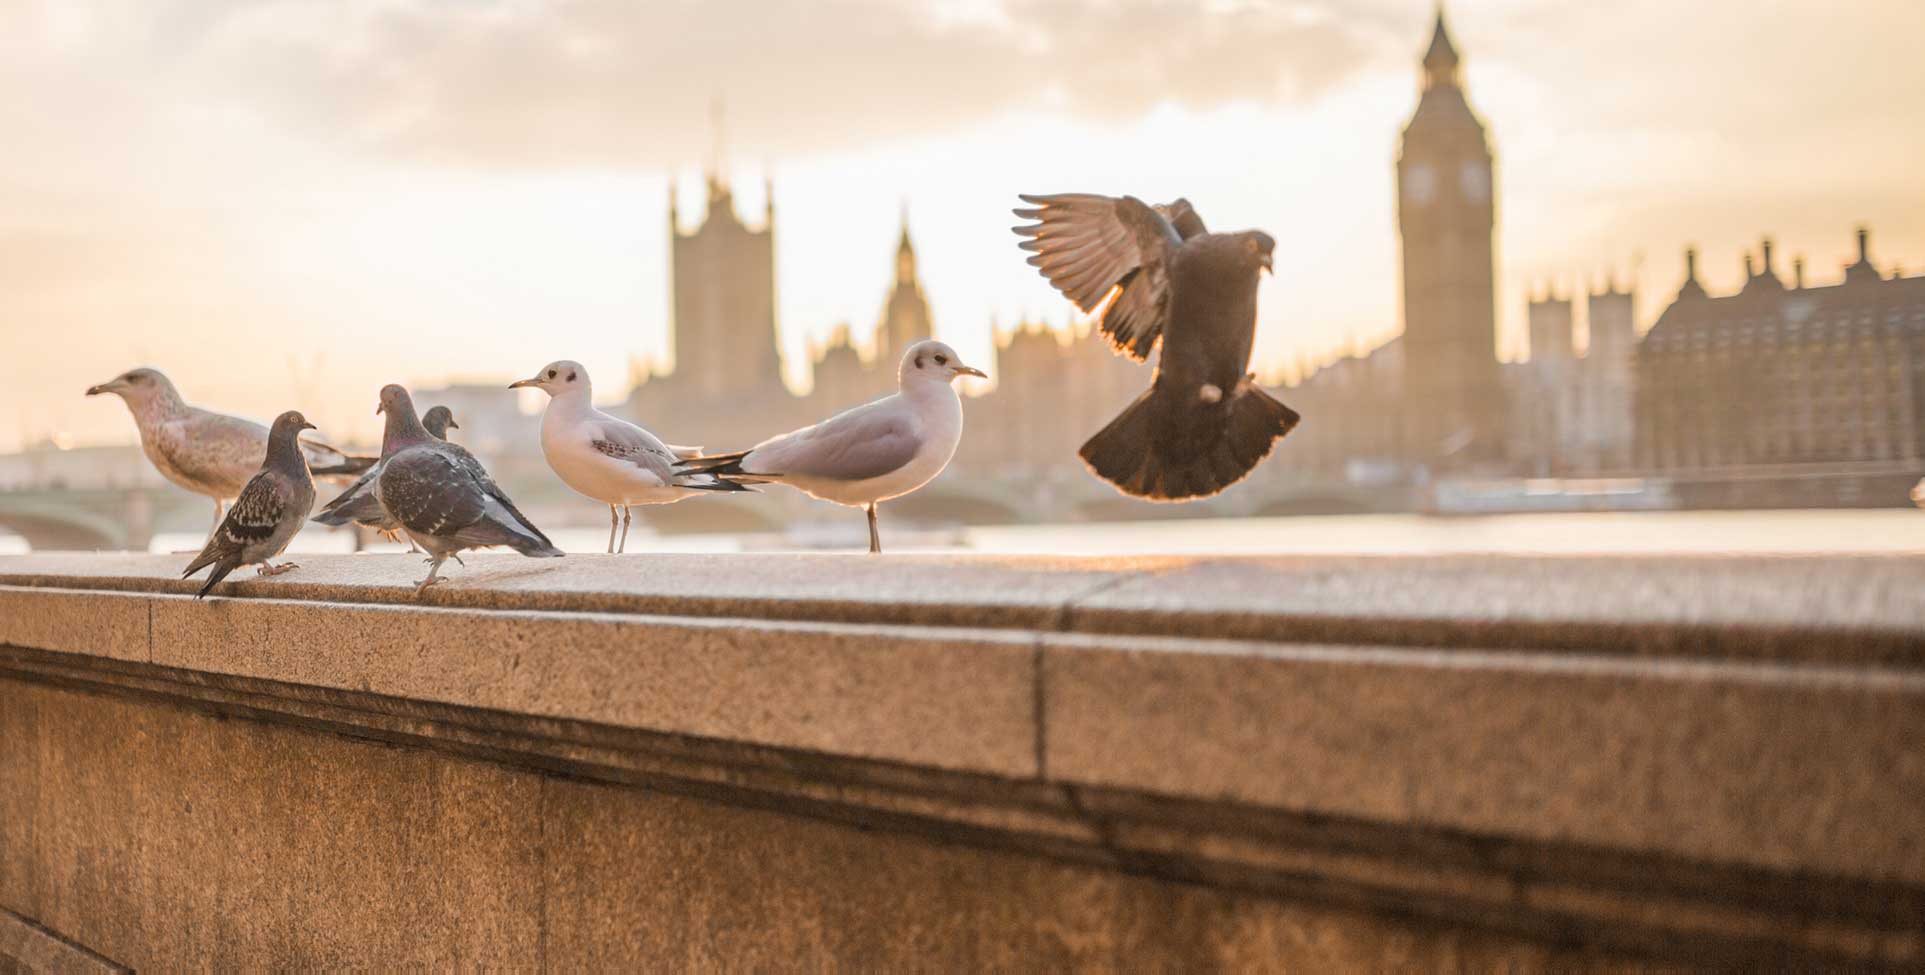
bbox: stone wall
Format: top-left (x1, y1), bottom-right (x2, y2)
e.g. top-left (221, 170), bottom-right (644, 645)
top-left (1, 553), bottom-right (1921, 971)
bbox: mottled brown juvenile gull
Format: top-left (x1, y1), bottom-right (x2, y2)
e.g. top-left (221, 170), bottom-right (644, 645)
top-left (678, 339), bottom-right (984, 553)
top-left (372, 385), bottom-right (561, 594)
top-left (86, 367), bottom-right (373, 538)
top-left (510, 359), bottom-right (749, 554)
top-left (180, 410), bottom-right (317, 598)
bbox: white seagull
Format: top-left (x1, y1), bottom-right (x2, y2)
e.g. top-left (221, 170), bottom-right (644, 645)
top-left (86, 367), bottom-right (373, 539)
top-left (678, 339), bottom-right (986, 553)
top-left (510, 360), bottom-right (751, 553)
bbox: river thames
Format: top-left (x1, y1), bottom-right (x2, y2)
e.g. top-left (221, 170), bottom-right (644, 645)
top-left (39, 507), bottom-right (1915, 558)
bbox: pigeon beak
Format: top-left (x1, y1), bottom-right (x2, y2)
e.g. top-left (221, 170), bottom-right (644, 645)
top-left (301, 421), bottom-right (318, 432)
top-left (954, 365), bottom-right (988, 380)
top-left (508, 377), bottom-right (540, 389)
top-left (447, 419), bottom-right (461, 430)
top-left (375, 402), bottom-right (384, 416)
top-left (1259, 254), bottom-right (1274, 275)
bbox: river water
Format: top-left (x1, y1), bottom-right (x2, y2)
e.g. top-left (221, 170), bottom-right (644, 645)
top-left (26, 508), bottom-right (1913, 558)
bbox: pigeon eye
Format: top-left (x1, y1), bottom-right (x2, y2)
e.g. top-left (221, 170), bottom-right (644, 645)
top-left (546, 369), bottom-right (557, 380)
top-left (934, 354), bottom-right (948, 366)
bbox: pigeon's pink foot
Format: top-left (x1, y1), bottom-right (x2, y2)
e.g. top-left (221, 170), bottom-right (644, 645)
top-left (257, 562), bottom-right (299, 578)
top-left (412, 576), bottom-right (444, 597)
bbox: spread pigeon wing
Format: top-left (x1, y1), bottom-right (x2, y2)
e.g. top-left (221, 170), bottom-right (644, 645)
top-left (1013, 193), bottom-right (1186, 361)
top-left (1156, 198), bottom-right (1209, 240)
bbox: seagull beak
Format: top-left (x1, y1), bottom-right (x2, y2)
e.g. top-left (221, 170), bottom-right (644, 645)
top-left (955, 365), bottom-right (987, 379)
top-left (84, 381), bottom-right (116, 396)
top-left (508, 377), bottom-right (540, 389)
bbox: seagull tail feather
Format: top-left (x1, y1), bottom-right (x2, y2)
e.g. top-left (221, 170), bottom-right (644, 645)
top-left (674, 450), bottom-right (757, 478)
top-left (1078, 382), bottom-right (1300, 502)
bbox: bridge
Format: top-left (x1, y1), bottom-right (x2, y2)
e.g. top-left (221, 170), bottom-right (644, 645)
top-left (1, 470), bottom-right (1412, 552)
top-left (0, 486), bottom-right (197, 551)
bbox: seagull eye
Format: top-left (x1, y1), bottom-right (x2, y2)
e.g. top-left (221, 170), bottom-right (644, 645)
top-left (567, 371), bottom-right (577, 382)
top-left (546, 369), bottom-right (557, 380)
top-left (934, 354), bottom-right (948, 366)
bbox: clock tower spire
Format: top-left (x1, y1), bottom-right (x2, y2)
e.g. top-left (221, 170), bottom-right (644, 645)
top-left (1396, 5), bottom-right (1505, 469)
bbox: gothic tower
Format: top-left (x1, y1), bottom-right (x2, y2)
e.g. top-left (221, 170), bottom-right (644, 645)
top-left (667, 173), bottom-right (783, 399)
top-left (875, 205), bottom-right (934, 366)
top-left (1396, 7), bottom-right (1505, 467)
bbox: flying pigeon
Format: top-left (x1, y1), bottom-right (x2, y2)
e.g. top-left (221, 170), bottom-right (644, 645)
top-left (1012, 193), bottom-right (1301, 500)
top-left (86, 367), bottom-right (374, 537)
top-left (678, 339), bottom-right (985, 553)
top-left (371, 384), bottom-right (562, 593)
top-left (180, 410), bottom-right (318, 598)
top-left (510, 360), bottom-right (750, 554)
top-left (312, 404), bottom-right (459, 546)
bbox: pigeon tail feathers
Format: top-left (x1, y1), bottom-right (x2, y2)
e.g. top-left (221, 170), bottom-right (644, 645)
top-left (1078, 382), bottom-right (1300, 502)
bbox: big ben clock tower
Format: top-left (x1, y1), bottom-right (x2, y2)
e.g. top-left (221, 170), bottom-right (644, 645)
top-left (1396, 7), bottom-right (1505, 469)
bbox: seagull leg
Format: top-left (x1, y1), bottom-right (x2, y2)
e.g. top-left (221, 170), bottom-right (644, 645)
top-left (866, 503), bottom-right (881, 554)
top-left (414, 555), bottom-right (447, 596)
top-left (206, 497), bottom-right (224, 542)
top-left (619, 506), bottom-right (632, 554)
top-left (257, 561), bottom-right (299, 578)
top-left (606, 505), bottom-right (618, 554)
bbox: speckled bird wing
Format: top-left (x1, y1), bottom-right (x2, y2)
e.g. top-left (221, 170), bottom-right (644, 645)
top-left (379, 447), bottom-right (487, 539)
top-left (1013, 193), bottom-right (1185, 362)
top-left (215, 471), bottom-right (287, 555)
top-left (155, 409), bottom-right (269, 496)
top-left (748, 399), bottom-right (920, 482)
top-left (382, 444), bottom-right (553, 552)
top-left (589, 418), bottom-right (678, 487)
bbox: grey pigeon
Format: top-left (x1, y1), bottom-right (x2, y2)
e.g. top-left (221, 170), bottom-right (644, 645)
top-left (312, 405), bottom-right (459, 546)
top-left (677, 340), bottom-right (985, 553)
top-left (1013, 193), bottom-right (1300, 500)
top-left (86, 367), bottom-right (375, 538)
top-left (371, 385), bottom-right (562, 594)
top-left (180, 410), bottom-right (319, 598)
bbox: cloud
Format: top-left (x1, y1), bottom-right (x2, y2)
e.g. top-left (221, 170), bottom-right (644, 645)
top-left (165, 0), bottom-right (1377, 167)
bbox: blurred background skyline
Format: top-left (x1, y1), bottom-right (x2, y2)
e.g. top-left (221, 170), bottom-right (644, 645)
top-left (3, 0), bottom-right (1923, 451)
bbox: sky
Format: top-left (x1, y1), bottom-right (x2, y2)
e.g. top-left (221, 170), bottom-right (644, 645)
top-left (3, 0), bottom-right (1922, 451)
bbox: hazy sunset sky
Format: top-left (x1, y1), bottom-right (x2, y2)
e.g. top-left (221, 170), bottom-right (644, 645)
top-left (4, 0), bottom-right (1922, 451)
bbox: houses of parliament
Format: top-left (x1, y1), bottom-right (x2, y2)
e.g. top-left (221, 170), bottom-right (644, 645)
top-left (616, 9), bottom-right (1925, 511)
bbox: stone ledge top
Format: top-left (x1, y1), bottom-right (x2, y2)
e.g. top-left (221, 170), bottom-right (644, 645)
top-left (0, 550), bottom-right (1921, 664)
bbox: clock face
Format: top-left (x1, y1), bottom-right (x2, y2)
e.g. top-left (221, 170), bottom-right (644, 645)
top-left (1459, 161), bottom-right (1490, 202)
top-left (1404, 163), bottom-right (1436, 205)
